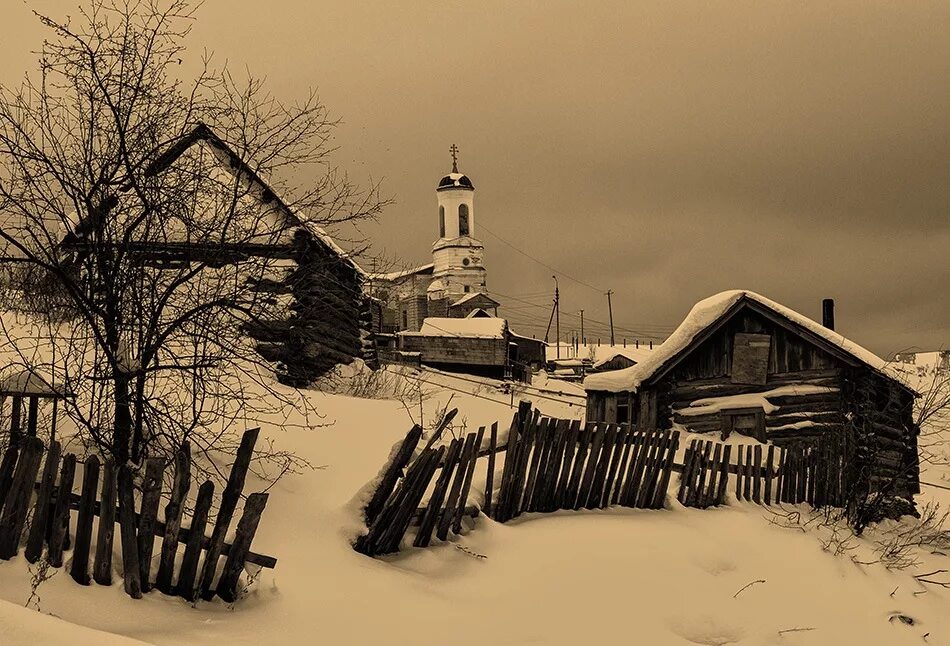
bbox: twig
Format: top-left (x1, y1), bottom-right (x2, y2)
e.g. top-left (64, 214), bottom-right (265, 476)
top-left (778, 627), bottom-right (816, 636)
top-left (733, 579), bottom-right (766, 598)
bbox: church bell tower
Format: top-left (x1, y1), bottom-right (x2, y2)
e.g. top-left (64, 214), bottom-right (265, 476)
top-left (428, 145), bottom-right (487, 304)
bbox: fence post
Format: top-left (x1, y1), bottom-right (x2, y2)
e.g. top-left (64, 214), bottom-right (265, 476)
top-left (93, 457), bottom-right (117, 586)
top-left (156, 443), bottom-right (191, 595)
top-left (0, 437), bottom-right (44, 560)
top-left (216, 493), bottom-right (269, 603)
top-left (25, 440), bottom-right (61, 563)
top-left (70, 454), bottom-right (100, 584)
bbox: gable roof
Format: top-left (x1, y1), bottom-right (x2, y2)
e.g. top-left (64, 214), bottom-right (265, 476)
top-left (66, 123), bottom-right (365, 276)
top-left (367, 263), bottom-right (434, 282)
top-left (584, 290), bottom-right (907, 394)
top-left (403, 317), bottom-right (507, 339)
top-left (451, 292), bottom-right (500, 308)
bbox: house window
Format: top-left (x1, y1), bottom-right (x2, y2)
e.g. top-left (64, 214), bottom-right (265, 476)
top-left (720, 407), bottom-right (766, 442)
top-left (439, 206), bottom-right (445, 237)
top-left (401, 310), bottom-right (408, 329)
top-left (617, 402), bottom-right (630, 425)
top-left (458, 204), bottom-right (470, 236)
top-left (464, 285), bottom-right (470, 293)
top-left (731, 333), bottom-right (771, 385)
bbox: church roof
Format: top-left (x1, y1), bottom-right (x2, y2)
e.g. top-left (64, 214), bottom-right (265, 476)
top-left (437, 173), bottom-right (474, 191)
top-left (367, 262), bottom-right (434, 282)
top-left (450, 292), bottom-right (500, 308)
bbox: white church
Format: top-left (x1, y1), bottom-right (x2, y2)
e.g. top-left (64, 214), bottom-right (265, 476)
top-left (369, 147), bottom-right (501, 333)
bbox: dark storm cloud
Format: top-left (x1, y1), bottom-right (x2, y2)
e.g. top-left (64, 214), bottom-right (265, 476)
top-left (2, 1), bottom-right (947, 354)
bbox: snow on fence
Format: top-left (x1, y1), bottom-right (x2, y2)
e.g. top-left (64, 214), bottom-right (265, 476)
top-left (355, 401), bottom-right (853, 557)
top-left (0, 428), bottom-right (277, 603)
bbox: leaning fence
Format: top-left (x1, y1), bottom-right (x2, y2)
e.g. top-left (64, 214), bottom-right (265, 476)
top-left (0, 428), bottom-right (277, 602)
top-left (355, 401), bottom-right (853, 557)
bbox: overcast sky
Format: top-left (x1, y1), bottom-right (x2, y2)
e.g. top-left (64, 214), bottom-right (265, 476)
top-left (2, 1), bottom-right (948, 356)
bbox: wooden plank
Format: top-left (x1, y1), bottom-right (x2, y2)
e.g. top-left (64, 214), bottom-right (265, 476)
top-left (612, 429), bottom-right (636, 505)
top-left (93, 457), bottom-right (116, 585)
top-left (676, 439), bottom-right (696, 504)
top-left (439, 435), bottom-right (477, 540)
top-left (137, 458), bottom-right (164, 592)
top-left (653, 431), bottom-right (680, 509)
top-left (117, 465), bottom-right (143, 598)
top-left (565, 423), bottom-right (592, 510)
top-left (381, 447), bottom-right (444, 554)
top-left (522, 418), bottom-right (549, 513)
top-left (357, 446), bottom-right (436, 555)
top-left (797, 444), bottom-right (808, 504)
top-left (364, 425), bottom-right (423, 525)
top-left (576, 425), bottom-right (605, 510)
top-left (511, 410), bottom-right (540, 516)
top-left (623, 428), bottom-right (651, 507)
top-left (688, 441), bottom-right (713, 508)
top-left (216, 492), bottom-right (269, 602)
top-left (0, 437), bottom-right (43, 560)
top-left (199, 427), bottom-right (260, 600)
top-left (555, 420), bottom-right (581, 508)
top-left (69, 454), bottom-right (99, 584)
top-left (156, 443), bottom-right (192, 595)
top-left (453, 426), bottom-right (486, 533)
top-left (603, 425), bottom-right (630, 507)
top-left (176, 480), bottom-right (215, 601)
top-left (638, 429), bottom-right (672, 509)
top-left (703, 443), bottom-right (722, 508)
top-left (529, 420), bottom-right (556, 512)
top-left (0, 444), bottom-right (20, 512)
top-left (743, 445), bottom-right (754, 501)
top-left (484, 422), bottom-right (498, 519)
top-left (8, 397), bottom-right (22, 448)
top-left (414, 438), bottom-right (463, 547)
top-left (25, 440), bottom-right (60, 564)
top-left (539, 419), bottom-right (570, 512)
top-left (587, 424), bottom-right (618, 509)
top-left (764, 445), bottom-right (775, 505)
top-left (735, 446), bottom-right (745, 501)
top-left (47, 454), bottom-right (75, 568)
top-left (716, 445), bottom-right (732, 505)
top-left (752, 445), bottom-right (762, 504)
top-left (495, 411), bottom-right (524, 522)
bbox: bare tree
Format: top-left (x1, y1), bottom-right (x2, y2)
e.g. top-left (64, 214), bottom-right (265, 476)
top-left (0, 0), bottom-right (386, 476)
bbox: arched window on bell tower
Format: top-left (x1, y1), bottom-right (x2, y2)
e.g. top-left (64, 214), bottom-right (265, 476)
top-left (439, 206), bottom-right (445, 238)
top-left (458, 204), bottom-right (470, 236)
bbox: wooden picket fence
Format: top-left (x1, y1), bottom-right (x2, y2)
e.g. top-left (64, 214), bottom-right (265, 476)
top-left (492, 402), bottom-right (680, 522)
top-left (677, 431), bottom-right (851, 509)
top-left (354, 401), bottom-right (855, 558)
top-left (0, 428), bottom-right (277, 602)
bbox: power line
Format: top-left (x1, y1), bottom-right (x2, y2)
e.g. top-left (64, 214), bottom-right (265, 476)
top-left (478, 223), bottom-right (606, 294)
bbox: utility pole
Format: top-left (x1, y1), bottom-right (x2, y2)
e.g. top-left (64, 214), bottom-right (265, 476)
top-left (579, 309), bottom-right (585, 348)
top-left (553, 275), bottom-right (560, 359)
top-left (606, 290), bottom-right (615, 346)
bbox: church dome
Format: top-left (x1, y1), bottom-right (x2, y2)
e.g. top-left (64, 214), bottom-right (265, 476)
top-left (437, 172), bottom-right (474, 191)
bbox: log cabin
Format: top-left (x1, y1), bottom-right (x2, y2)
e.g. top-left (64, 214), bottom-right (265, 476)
top-left (61, 124), bottom-right (372, 386)
top-left (584, 290), bottom-right (920, 503)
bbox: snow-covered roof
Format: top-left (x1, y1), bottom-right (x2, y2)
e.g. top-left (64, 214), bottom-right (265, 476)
top-left (584, 290), bottom-right (898, 393)
top-left (451, 292), bottom-right (500, 308)
top-left (437, 172), bottom-right (474, 191)
top-left (591, 347), bottom-right (655, 369)
top-left (0, 368), bottom-right (72, 398)
top-left (367, 263), bottom-right (434, 282)
top-left (403, 317), bottom-right (507, 339)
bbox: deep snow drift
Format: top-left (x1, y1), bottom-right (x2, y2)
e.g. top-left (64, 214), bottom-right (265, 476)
top-left (0, 363), bottom-right (946, 645)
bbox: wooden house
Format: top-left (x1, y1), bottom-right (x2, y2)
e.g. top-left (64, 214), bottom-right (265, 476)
top-left (584, 291), bottom-right (920, 502)
top-left (61, 124), bottom-right (372, 386)
top-left (398, 317), bottom-right (544, 381)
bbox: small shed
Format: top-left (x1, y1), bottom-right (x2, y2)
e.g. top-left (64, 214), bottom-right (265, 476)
top-left (397, 316), bottom-right (541, 381)
top-left (584, 290), bottom-right (920, 501)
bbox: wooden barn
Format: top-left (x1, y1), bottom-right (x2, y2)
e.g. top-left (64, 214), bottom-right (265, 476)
top-left (61, 123), bottom-right (372, 387)
top-left (584, 291), bottom-right (920, 502)
top-left (397, 317), bottom-right (544, 381)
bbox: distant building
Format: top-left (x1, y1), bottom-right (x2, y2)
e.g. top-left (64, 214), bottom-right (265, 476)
top-left (397, 317), bottom-right (545, 382)
top-left (368, 149), bottom-right (494, 333)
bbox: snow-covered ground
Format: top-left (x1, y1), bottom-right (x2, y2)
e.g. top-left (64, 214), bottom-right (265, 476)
top-left (0, 360), bottom-right (948, 645)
